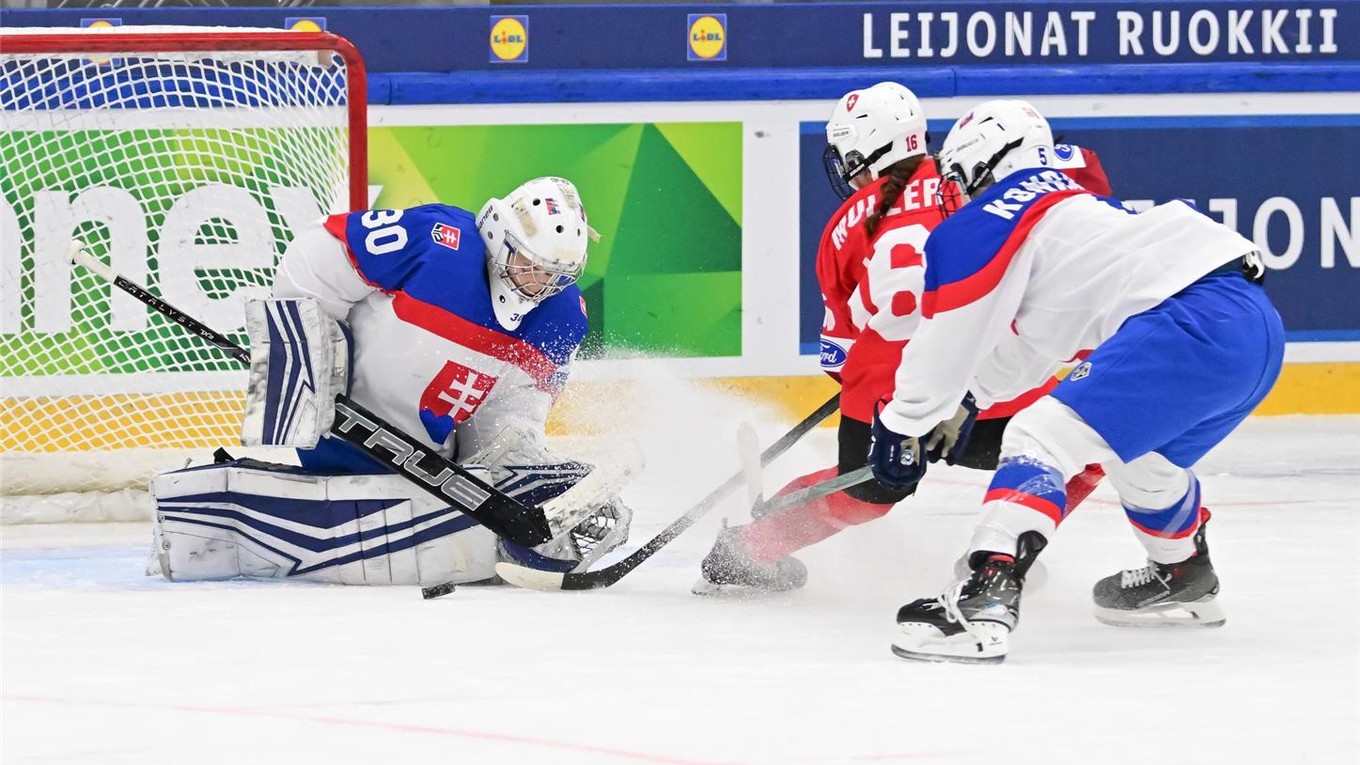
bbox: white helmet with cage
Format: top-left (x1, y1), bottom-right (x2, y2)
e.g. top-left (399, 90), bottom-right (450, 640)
top-left (477, 176), bottom-right (597, 330)
top-left (823, 81), bottom-right (928, 200)
top-left (936, 99), bottom-right (1055, 208)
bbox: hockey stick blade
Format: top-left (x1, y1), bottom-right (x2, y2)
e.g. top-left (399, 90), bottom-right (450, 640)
top-left (494, 565), bottom-right (568, 592)
top-left (750, 465), bottom-right (872, 517)
top-left (495, 394), bottom-right (841, 592)
top-left (69, 241), bottom-right (553, 548)
top-left (737, 421), bottom-right (764, 509)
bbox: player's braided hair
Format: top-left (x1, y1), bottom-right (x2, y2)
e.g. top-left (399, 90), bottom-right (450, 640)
top-left (864, 155), bottom-right (925, 238)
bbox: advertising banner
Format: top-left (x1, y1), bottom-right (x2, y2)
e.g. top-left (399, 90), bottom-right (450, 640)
top-left (10, 2), bottom-right (1360, 72)
top-left (367, 122), bottom-right (743, 359)
top-left (0, 121), bottom-right (743, 387)
top-left (798, 115), bottom-right (1360, 353)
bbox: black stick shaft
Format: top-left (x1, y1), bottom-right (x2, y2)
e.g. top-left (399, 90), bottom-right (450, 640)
top-left (114, 274), bottom-right (251, 365)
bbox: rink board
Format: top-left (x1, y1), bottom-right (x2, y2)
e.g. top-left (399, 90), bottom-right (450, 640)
top-left (4, 359), bottom-right (1355, 458)
top-left (3, 5), bottom-right (1357, 462)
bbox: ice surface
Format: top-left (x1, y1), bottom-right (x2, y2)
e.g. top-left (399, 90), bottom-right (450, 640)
top-left (4, 392), bottom-right (1358, 765)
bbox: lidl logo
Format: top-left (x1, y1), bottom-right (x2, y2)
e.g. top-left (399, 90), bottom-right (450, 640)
top-left (79, 19), bottom-right (121, 66)
top-left (687, 14), bottom-right (727, 62)
top-left (285, 17), bottom-right (327, 32)
top-left (490, 16), bottom-right (529, 64)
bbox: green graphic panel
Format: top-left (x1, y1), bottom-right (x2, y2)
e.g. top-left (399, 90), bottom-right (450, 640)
top-left (370, 122), bottom-right (743, 358)
top-left (1, 126), bottom-right (335, 377)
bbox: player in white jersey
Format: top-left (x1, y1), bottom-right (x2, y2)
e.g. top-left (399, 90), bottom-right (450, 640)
top-left (867, 100), bottom-right (1284, 663)
top-left (148, 177), bottom-right (632, 587)
top-left (696, 82), bottom-right (1109, 596)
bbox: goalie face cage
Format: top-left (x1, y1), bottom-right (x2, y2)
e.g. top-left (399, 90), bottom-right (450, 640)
top-left (0, 28), bottom-right (368, 496)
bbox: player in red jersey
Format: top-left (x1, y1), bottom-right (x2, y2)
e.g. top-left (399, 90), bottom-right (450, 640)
top-left (695, 84), bottom-right (1110, 595)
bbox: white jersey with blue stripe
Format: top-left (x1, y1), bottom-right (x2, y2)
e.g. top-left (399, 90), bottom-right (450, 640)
top-left (878, 167), bottom-right (1257, 438)
top-left (273, 204), bottom-right (588, 463)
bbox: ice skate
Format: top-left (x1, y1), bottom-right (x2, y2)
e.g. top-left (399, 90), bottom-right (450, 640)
top-left (692, 525), bottom-right (807, 596)
top-left (892, 555), bottom-right (1022, 664)
top-left (1092, 514), bottom-right (1225, 628)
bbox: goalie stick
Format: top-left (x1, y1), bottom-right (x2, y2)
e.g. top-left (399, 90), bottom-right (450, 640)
top-left (493, 393), bottom-right (842, 591)
top-left (67, 241), bottom-right (556, 548)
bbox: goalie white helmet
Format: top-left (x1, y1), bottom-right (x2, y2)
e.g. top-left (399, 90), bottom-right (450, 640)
top-left (478, 176), bottom-right (597, 330)
top-left (823, 81), bottom-right (928, 200)
top-left (936, 99), bottom-right (1055, 209)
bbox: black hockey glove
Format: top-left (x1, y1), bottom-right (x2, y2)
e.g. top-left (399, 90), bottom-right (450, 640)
top-left (869, 400), bottom-right (928, 492)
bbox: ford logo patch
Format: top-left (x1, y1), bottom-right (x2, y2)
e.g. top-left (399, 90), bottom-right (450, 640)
top-left (819, 339), bottom-right (848, 367)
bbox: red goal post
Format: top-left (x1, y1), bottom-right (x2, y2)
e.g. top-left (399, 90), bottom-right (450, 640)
top-left (1, 26), bottom-right (368, 501)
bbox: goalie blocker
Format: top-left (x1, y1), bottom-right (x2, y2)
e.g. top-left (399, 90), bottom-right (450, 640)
top-left (150, 427), bottom-right (633, 586)
top-left (241, 297), bottom-right (351, 449)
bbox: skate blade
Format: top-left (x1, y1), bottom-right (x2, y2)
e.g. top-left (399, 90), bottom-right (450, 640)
top-left (1094, 594), bottom-right (1226, 628)
top-left (690, 578), bottom-right (797, 598)
top-left (891, 621), bottom-right (1009, 664)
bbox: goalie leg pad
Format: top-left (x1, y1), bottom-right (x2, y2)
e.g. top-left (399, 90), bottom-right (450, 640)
top-left (151, 460), bottom-right (497, 586)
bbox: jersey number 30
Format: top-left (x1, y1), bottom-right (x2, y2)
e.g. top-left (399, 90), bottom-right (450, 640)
top-left (361, 209), bottom-right (408, 255)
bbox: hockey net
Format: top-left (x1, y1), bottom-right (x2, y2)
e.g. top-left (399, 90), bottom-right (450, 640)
top-left (0, 26), bottom-right (367, 513)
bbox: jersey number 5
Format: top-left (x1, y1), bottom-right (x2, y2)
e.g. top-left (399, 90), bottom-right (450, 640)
top-left (360, 209), bottom-right (408, 255)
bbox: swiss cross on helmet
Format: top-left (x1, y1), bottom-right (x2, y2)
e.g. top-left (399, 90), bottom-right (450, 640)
top-left (935, 99), bottom-right (1056, 216)
top-left (477, 177), bottom-right (598, 330)
top-left (823, 82), bottom-right (928, 201)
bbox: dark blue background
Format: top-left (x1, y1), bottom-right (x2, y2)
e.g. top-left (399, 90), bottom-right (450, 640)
top-left (6, 1), bottom-right (1358, 71)
top-left (6, 4), bottom-right (1358, 102)
top-left (798, 115), bottom-right (1360, 352)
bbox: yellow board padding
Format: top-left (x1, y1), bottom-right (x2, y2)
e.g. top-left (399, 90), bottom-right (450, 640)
top-left (1251, 362), bottom-right (1360, 415)
top-left (1, 391), bottom-right (245, 452)
top-left (548, 362), bottom-right (1360, 433)
top-left (4, 362), bottom-right (1354, 454)
top-left (544, 374), bottom-right (843, 437)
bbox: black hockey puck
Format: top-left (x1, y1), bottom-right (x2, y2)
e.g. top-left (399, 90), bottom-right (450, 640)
top-left (421, 582), bottom-right (456, 600)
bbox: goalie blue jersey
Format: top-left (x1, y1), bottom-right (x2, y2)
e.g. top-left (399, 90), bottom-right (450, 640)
top-left (273, 203), bottom-right (588, 473)
top-left (323, 204), bottom-right (587, 371)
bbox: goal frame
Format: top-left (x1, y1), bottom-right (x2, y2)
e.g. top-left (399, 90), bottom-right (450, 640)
top-left (1, 28), bottom-right (369, 502)
top-left (1, 29), bottom-right (369, 212)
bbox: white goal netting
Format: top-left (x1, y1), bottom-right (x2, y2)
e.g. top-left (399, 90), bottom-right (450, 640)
top-left (1, 27), bottom-right (366, 504)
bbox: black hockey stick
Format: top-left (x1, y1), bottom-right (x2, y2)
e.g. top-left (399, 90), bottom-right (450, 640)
top-left (68, 242), bottom-right (554, 547)
top-left (494, 393), bottom-right (841, 591)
